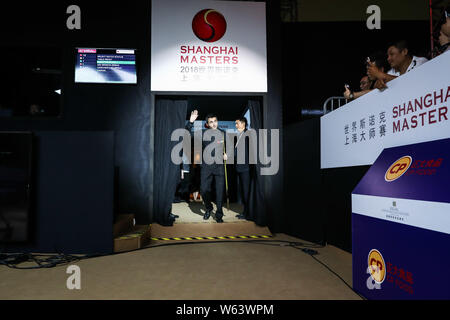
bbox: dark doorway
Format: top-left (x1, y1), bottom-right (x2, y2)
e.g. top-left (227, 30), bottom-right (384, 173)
top-left (152, 94), bottom-right (265, 226)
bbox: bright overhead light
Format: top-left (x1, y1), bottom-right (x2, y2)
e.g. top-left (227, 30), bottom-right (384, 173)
top-left (54, 89), bottom-right (61, 95)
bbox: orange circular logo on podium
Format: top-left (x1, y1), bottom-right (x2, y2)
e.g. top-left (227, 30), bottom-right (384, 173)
top-left (385, 156), bottom-right (412, 182)
top-left (368, 249), bottom-right (386, 283)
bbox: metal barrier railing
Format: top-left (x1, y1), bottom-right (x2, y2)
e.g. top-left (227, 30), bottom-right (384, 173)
top-left (322, 96), bottom-right (348, 114)
top-left (301, 109), bottom-right (324, 118)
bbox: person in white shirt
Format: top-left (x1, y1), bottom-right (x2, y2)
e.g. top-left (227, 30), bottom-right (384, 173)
top-left (367, 40), bottom-right (428, 87)
top-left (438, 9), bottom-right (450, 54)
top-left (343, 51), bottom-right (389, 100)
top-left (442, 8), bottom-right (450, 35)
top-left (439, 30), bottom-right (450, 53)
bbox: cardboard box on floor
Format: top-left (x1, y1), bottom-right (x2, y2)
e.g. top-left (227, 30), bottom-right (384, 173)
top-left (113, 214), bottom-right (135, 238)
top-left (114, 225), bottom-right (151, 253)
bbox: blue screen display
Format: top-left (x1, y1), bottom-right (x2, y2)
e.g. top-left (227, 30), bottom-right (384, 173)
top-left (75, 48), bottom-right (137, 84)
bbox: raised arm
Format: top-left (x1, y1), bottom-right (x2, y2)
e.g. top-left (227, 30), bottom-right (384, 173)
top-left (343, 85), bottom-right (372, 100)
top-left (367, 61), bottom-right (397, 87)
top-left (186, 109), bottom-right (199, 132)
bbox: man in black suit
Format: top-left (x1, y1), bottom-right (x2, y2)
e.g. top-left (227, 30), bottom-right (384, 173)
top-left (234, 117), bottom-right (251, 220)
top-left (173, 152), bottom-right (192, 204)
top-left (186, 110), bottom-right (226, 223)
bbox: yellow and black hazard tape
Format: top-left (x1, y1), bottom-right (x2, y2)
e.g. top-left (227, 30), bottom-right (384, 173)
top-left (116, 230), bottom-right (148, 240)
top-left (150, 235), bottom-right (273, 241)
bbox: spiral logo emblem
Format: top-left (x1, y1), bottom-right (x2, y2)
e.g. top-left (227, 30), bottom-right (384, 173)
top-left (192, 9), bottom-right (227, 42)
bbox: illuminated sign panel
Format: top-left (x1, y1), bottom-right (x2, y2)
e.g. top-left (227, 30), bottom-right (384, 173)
top-left (151, 0), bottom-right (267, 92)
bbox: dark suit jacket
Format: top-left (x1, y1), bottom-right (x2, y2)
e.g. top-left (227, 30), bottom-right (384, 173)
top-left (234, 129), bottom-right (250, 173)
top-left (186, 121), bottom-right (226, 175)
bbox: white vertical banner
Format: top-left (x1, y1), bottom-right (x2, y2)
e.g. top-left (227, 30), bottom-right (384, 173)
top-left (151, 0), bottom-right (267, 92)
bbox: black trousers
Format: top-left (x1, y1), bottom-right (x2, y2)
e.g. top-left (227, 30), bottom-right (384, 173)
top-left (176, 172), bottom-right (192, 196)
top-left (237, 170), bottom-right (250, 217)
top-left (200, 169), bottom-right (225, 218)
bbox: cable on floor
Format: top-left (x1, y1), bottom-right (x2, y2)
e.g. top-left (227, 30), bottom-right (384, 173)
top-left (0, 238), bottom-right (364, 299)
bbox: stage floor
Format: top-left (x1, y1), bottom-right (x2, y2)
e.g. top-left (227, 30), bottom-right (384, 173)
top-left (0, 233), bottom-right (359, 300)
top-left (172, 201), bottom-right (244, 224)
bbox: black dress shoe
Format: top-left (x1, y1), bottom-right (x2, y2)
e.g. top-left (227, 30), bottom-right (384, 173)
top-left (215, 217), bottom-right (224, 223)
top-left (235, 214), bottom-right (245, 219)
top-left (203, 210), bottom-right (211, 220)
top-left (169, 213), bottom-right (179, 219)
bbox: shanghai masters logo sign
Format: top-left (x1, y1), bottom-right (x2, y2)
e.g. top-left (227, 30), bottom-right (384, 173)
top-left (192, 9), bottom-right (227, 42)
top-left (385, 156), bottom-right (412, 182)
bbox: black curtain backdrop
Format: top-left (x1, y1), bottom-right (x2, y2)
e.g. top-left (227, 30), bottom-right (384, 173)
top-left (247, 100), bottom-right (266, 226)
top-left (154, 99), bottom-right (187, 226)
top-left (284, 119), bottom-right (325, 245)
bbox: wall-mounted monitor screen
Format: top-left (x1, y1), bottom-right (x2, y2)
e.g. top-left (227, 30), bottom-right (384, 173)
top-left (75, 48), bottom-right (137, 84)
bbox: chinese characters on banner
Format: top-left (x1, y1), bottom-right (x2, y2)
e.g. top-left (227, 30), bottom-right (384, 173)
top-left (179, 65), bottom-right (239, 83)
top-left (386, 261), bottom-right (414, 295)
top-left (321, 53), bottom-right (450, 169)
top-left (345, 112), bottom-right (387, 145)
